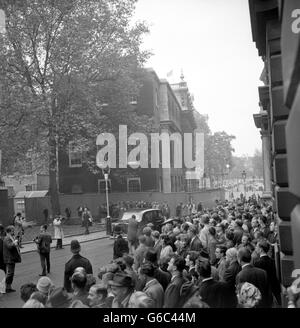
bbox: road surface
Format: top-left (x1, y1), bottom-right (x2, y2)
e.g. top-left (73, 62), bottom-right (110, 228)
top-left (0, 237), bottom-right (114, 308)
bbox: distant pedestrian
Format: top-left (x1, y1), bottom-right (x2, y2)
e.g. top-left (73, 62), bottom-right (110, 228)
top-left (82, 207), bottom-right (91, 235)
top-left (3, 226), bottom-right (21, 293)
top-left (0, 224), bottom-right (5, 273)
top-left (13, 213), bottom-right (25, 248)
top-left (127, 215), bottom-right (139, 255)
top-left (43, 208), bottom-right (49, 224)
top-left (65, 207), bottom-right (71, 222)
top-left (53, 215), bottom-right (64, 249)
top-left (77, 206), bottom-right (84, 226)
top-left (33, 225), bottom-right (52, 276)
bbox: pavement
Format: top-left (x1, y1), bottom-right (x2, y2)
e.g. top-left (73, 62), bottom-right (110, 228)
top-left (21, 227), bottom-right (109, 254)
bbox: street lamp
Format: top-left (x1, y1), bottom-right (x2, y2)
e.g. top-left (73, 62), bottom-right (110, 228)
top-left (242, 170), bottom-right (246, 198)
top-left (102, 166), bottom-right (111, 235)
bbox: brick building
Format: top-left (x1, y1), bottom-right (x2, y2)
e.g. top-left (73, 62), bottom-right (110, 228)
top-left (58, 68), bottom-right (204, 195)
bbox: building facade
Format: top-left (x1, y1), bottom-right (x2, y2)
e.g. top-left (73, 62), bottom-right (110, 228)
top-left (58, 69), bottom-right (203, 195)
top-left (249, 0), bottom-right (300, 302)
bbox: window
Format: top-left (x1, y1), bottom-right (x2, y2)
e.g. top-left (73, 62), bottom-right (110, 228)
top-left (69, 141), bottom-right (82, 167)
top-left (130, 95), bottom-right (138, 105)
top-left (98, 179), bottom-right (111, 193)
top-left (127, 178), bottom-right (141, 192)
top-left (25, 185), bottom-right (32, 191)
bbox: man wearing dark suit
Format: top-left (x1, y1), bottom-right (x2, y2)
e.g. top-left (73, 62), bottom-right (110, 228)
top-left (232, 219), bottom-right (244, 246)
top-left (33, 225), bottom-right (52, 276)
top-left (164, 255), bottom-right (187, 308)
top-left (0, 224), bottom-right (6, 273)
top-left (64, 240), bottom-right (93, 292)
top-left (197, 260), bottom-right (236, 308)
top-left (3, 226), bottom-right (21, 293)
top-left (188, 225), bottom-right (202, 252)
top-left (236, 247), bottom-right (272, 308)
top-left (113, 225), bottom-right (129, 259)
top-left (253, 240), bottom-right (281, 305)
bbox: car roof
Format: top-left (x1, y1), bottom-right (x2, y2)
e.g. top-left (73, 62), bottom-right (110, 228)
top-left (123, 208), bottom-right (159, 214)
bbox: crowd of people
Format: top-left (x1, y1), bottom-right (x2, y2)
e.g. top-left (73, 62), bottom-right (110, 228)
top-left (1, 195), bottom-right (300, 308)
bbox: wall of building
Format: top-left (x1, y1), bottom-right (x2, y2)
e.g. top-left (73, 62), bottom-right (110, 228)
top-left (24, 188), bottom-right (225, 223)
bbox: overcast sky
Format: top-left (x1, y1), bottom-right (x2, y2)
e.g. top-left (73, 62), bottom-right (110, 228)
top-left (134, 0), bottom-right (264, 157)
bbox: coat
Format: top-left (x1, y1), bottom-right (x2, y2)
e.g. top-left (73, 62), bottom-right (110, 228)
top-left (236, 264), bottom-right (272, 308)
top-left (189, 236), bottom-right (203, 252)
top-left (113, 235), bottom-right (129, 259)
top-left (64, 254), bottom-right (93, 292)
top-left (127, 219), bottom-right (139, 242)
top-left (3, 236), bottom-right (21, 264)
top-left (133, 244), bottom-right (149, 271)
top-left (34, 232), bottom-right (52, 254)
top-left (53, 219), bottom-right (64, 239)
top-left (164, 274), bottom-right (186, 308)
top-left (253, 255), bottom-right (281, 304)
top-left (0, 238), bottom-right (6, 271)
top-left (143, 278), bottom-right (164, 308)
top-left (223, 260), bottom-right (241, 289)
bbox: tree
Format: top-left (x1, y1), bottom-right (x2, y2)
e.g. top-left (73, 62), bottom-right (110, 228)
top-left (0, 0), bottom-right (150, 214)
top-left (205, 131), bottom-right (235, 187)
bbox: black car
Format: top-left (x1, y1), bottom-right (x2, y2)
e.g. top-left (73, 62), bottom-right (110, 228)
top-left (112, 208), bottom-right (165, 236)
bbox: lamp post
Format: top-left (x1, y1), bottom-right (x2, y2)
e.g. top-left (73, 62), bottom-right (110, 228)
top-left (102, 166), bottom-right (111, 235)
top-left (242, 170), bottom-right (246, 198)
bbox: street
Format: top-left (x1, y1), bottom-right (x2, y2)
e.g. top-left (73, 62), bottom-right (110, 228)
top-left (0, 237), bottom-right (114, 308)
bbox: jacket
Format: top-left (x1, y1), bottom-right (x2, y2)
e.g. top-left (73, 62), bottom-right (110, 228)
top-left (133, 244), bottom-right (149, 271)
top-left (164, 274), bottom-right (186, 308)
top-left (190, 236), bottom-right (203, 252)
top-left (223, 260), bottom-right (241, 289)
top-left (236, 264), bottom-right (272, 308)
top-left (0, 237), bottom-right (5, 270)
top-left (3, 235), bottom-right (21, 264)
top-left (53, 219), bottom-right (64, 239)
top-left (113, 235), bottom-right (129, 259)
top-left (64, 254), bottom-right (93, 292)
top-left (253, 255), bottom-right (281, 304)
top-left (143, 278), bottom-right (164, 308)
top-left (34, 232), bottom-right (52, 254)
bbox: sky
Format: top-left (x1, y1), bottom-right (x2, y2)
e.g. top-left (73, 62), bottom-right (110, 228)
top-left (133, 0), bottom-right (264, 157)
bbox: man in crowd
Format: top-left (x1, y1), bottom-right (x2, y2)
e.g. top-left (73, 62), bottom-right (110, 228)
top-left (127, 214), bottom-right (139, 255)
top-left (87, 283), bottom-right (108, 308)
top-left (236, 247), bottom-right (272, 308)
top-left (34, 225), bottom-right (52, 276)
top-left (109, 272), bottom-right (135, 308)
top-left (164, 254), bottom-right (186, 308)
top-left (3, 226), bottom-right (21, 293)
top-left (64, 240), bottom-right (93, 292)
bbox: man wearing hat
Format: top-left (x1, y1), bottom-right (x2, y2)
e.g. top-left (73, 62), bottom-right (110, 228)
top-left (49, 287), bottom-right (72, 308)
top-left (64, 240), bottom-right (93, 292)
top-left (109, 272), bottom-right (135, 308)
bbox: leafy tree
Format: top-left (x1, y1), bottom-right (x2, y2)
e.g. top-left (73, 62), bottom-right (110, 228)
top-left (0, 0), bottom-right (150, 214)
top-left (205, 131), bottom-right (235, 187)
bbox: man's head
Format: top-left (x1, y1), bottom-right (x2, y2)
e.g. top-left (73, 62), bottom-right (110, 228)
top-left (241, 234), bottom-right (249, 246)
top-left (70, 239), bottom-right (81, 254)
top-left (88, 283), bottom-right (108, 307)
top-left (20, 283), bottom-right (37, 302)
top-left (185, 251), bottom-right (199, 268)
top-left (187, 225), bottom-right (197, 239)
top-left (143, 226), bottom-right (152, 237)
top-left (215, 246), bottom-right (227, 260)
top-left (237, 247), bottom-right (251, 265)
top-left (256, 240), bottom-right (270, 255)
top-left (6, 225), bottom-right (15, 236)
top-left (138, 235), bottom-right (146, 245)
top-left (109, 272), bottom-right (134, 302)
top-left (131, 215), bottom-right (136, 220)
top-left (139, 262), bottom-right (155, 284)
top-left (201, 214), bottom-right (210, 225)
top-left (197, 260), bottom-right (211, 279)
top-left (71, 272), bottom-right (87, 291)
top-left (40, 224), bottom-right (48, 233)
top-left (167, 255), bottom-right (186, 274)
top-left (151, 230), bottom-right (160, 240)
top-left (123, 254), bottom-right (134, 268)
top-left (145, 249), bottom-right (158, 265)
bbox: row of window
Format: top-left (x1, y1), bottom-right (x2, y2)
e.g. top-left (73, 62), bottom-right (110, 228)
top-left (71, 177), bottom-right (141, 194)
top-left (171, 175), bottom-right (185, 192)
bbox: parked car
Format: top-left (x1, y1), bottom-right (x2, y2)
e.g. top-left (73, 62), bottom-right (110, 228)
top-left (111, 208), bottom-right (165, 237)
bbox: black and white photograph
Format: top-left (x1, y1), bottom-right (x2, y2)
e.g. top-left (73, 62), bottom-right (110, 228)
top-left (0, 0), bottom-right (300, 317)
